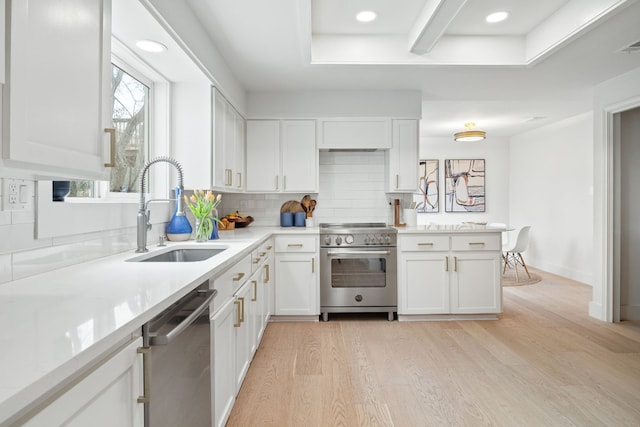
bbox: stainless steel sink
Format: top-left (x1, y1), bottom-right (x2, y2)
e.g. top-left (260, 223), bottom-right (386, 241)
top-left (128, 247), bottom-right (226, 262)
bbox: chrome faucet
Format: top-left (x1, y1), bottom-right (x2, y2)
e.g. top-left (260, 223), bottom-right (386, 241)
top-left (136, 156), bottom-right (185, 253)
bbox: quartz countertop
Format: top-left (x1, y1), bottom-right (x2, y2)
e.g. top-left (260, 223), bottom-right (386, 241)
top-left (396, 224), bottom-right (507, 233)
top-left (0, 226), bottom-right (317, 424)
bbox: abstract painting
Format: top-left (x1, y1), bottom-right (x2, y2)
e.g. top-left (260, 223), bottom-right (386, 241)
top-left (415, 159), bottom-right (439, 213)
top-left (444, 159), bottom-right (485, 212)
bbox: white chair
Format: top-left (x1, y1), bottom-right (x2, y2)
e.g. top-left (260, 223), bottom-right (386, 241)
top-left (502, 226), bottom-right (532, 281)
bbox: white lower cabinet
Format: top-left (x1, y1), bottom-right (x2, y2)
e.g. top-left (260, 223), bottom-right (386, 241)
top-left (274, 236), bottom-right (319, 316)
top-left (23, 338), bottom-right (143, 427)
top-left (212, 298), bottom-right (236, 427)
top-left (398, 233), bottom-right (502, 317)
top-left (211, 239), bottom-right (273, 427)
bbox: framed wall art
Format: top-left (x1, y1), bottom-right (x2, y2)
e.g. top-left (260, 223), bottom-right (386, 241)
top-left (444, 159), bottom-right (485, 212)
top-left (415, 159), bottom-right (439, 213)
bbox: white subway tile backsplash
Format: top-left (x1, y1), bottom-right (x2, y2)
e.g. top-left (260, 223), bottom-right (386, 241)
top-left (12, 242), bottom-right (85, 280)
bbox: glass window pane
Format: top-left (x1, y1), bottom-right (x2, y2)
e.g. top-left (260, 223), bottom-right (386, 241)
top-left (111, 64), bottom-right (149, 193)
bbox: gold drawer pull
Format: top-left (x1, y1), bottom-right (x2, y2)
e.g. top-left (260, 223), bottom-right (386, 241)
top-left (233, 272), bottom-right (245, 281)
top-left (252, 280), bottom-right (257, 302)
top-left (253, 258), bottom-right (260, 264)
top-left (266, 245), bottom-right (273, 250)
top-left (418, 242), bottom-right (434, 246)
top-left (259, 252), bottom-right (267, 257)
top-left (469, 242), bottom-right (486, 246)
top-left (104, 128), bottom-right (116, 167)
top-left (288, 243), bottom-right (304, 248)
top-left (234, 300), bottom-right (242, 327)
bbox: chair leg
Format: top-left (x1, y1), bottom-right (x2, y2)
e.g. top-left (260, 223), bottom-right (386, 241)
top-left (517, 252), bottom-right (531, 279)
top-left (503, 252), bottom-right (508, 274)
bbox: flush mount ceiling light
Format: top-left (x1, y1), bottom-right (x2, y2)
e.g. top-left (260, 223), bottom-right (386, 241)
top-left (356, 10), bottom-right (377, 23)
top-left (135, 39), bottom-right (167, 53)
top-left (454, 122), bottom-right (486, 142)
top-left (486, 11), bottom-right (509, 23)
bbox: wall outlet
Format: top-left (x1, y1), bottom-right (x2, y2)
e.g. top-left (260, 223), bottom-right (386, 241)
top-left (2, 179), bottom-right (34, 211)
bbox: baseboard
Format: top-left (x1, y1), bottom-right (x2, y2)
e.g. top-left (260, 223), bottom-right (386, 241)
top-left (589, 301), bottom-right (605, 321)
top-left (269, 315), bottom-right (319, 322)
top-left (398, 314), bottom-right (499, 322)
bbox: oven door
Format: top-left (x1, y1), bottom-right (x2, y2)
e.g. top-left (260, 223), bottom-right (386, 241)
top-left (320, 247), bottom-right (397, 310)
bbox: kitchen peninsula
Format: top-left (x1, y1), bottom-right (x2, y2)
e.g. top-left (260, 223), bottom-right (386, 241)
top-left (397, 224), bottom-right (505, 320)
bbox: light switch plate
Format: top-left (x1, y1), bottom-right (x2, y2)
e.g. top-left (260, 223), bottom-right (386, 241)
top-left (2, 179), bottom-right (34, 211)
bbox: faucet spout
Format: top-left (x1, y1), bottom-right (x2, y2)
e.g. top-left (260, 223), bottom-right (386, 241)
top-left (136, 156), bottom-right (185, 253)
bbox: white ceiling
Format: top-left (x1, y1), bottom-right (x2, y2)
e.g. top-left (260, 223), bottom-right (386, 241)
top-left (175, 0), bottom-right (640, 138)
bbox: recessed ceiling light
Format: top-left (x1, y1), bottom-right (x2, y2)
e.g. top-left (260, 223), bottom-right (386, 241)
top-left (135, 39), bottom-right (167, 53)
top-left (486, 11), bottom-right (509, 24)
top-left (356, 11), bottom-right (377, 23)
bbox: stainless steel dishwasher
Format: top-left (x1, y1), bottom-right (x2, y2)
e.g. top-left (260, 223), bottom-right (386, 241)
top-left (139, 281), bottom-right (216, 427)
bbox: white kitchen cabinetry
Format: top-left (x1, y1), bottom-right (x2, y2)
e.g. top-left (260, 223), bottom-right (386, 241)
top-left (450, 235), bottom-right (502, 314)
top-left (211, 298), bottom-right (236, 427)
top-left (387, 119), bottom-right (419, 192)
top-left (317, 118), bottom-right (391, 150)
top-left (22, 338), bottom-right (143, 427)
top-left (398, 233), bottom-right (502, 318)
top-left (245, 120), bottom-right (318, 192)
top-left (4, 0), bottom-right (112, 179)
top-left (211, 253), bottom-right (251, 427)
top-left (213, 88), bottom-right (245, 190)
top-left (274, 235), bottom-right (319, 317)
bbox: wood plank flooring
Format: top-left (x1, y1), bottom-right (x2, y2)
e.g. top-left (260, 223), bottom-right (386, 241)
top-left (227, 269), bottom-right (640, 426)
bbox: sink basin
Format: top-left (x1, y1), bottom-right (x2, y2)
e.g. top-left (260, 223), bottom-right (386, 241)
top-left (129, 247), bottom-right (226, 263)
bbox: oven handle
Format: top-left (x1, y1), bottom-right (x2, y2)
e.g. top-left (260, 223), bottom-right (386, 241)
top-left (149, 289), bottom-right (217, 346)
top-left (326, 250), bottom-right (391, 256)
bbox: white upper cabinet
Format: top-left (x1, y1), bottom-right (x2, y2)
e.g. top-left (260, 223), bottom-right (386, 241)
top-left (317, 118), bottom-right (391, 150)
top-left (212, 88), bottom-right (245, 190)
top-left (387, 119), bottom-right (419, 192)
top-left (246, 120), bottom-right (317, 192)
top-left (4, 0), bottom-right (112, 179)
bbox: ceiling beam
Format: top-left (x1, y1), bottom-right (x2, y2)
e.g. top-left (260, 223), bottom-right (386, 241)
top-left (408, 0), bottom-right (468, 54)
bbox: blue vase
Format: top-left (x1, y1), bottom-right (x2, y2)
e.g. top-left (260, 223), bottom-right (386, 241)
top-left (166, 187), bottom-right (192, 241)
top-left (210, 208), bottom-right (219, 240)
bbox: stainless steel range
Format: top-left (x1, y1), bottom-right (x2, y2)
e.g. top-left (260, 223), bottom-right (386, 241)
top-left (320, 223), bottom-right (397, 321)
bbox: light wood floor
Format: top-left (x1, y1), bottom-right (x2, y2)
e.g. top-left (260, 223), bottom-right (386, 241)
top-left (227, 269), bottom-right (640, 426)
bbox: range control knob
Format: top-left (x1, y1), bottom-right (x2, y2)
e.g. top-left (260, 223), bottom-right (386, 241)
top-left (345, 234), bottom-right (354, 244)
top-left (324, 235), bottom-right (332, 246)
top-left (384, 235), bottom-right (391, 244)
top-left (376, 234), bottom-right (383, 244)
top-left (364, 235), bottom-right (371, 245)
top-left (335, 236), bottom-right (343, 245)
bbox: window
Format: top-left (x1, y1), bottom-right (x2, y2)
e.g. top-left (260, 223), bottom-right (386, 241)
top-left (68, 63), bottom-right (150, 197)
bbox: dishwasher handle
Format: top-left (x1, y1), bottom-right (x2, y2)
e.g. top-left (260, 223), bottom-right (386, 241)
top-left (149, 289), bottom-right (217, 346)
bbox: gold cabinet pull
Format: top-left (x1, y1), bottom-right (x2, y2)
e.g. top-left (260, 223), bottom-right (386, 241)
top-left (136, 346), bottom-right (150, 403)
top-left (252, 280), bottom-right (258, 302)
top-left (284, 175), bottom-right (287, 190)
top-left (396, 174), bottom-right (399, 189)
top-left (233, 272), bottom-right (245, 281)
top-left (259, 252), bottom-right (267, 257)
top-left (288, 243), bottom-right (303, 248)
top-left (104, 128), bottom-right (116, 167)
top-left (239, 297), bottom-right (245, 323)
top-left (253, 258), bottom-right (260, 264)
top-left (263, 264), bottom-right (270, 283)
top-left (418, 242), bottom-right (434, 247)
top-left (312, 257), bottom-right (315, 273)
top-left (469, 242), bottom-right (486, 246)
top-left (454, 256), bottom-right (458, 272)
top-left (234, 300), bottom-right (242, 327)
top-left (237, 172), bottom-right (242, 188)
top-left (266, 245), bottom-right (273, 250)
top-left (445, 256), bottom-right (449, 272)
top-left (275, 176), bottom-right (279, 190)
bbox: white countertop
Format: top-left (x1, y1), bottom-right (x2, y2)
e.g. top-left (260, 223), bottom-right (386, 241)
top-left (0, 226), bottom-right (316, 424)
top-left (396, 224), bottom-right (507, 233)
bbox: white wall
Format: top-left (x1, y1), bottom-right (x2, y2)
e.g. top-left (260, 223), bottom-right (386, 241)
top-left (509, 113), bottom-right (594, 284)
top-left (417, 136), bottom-right (510, 226)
